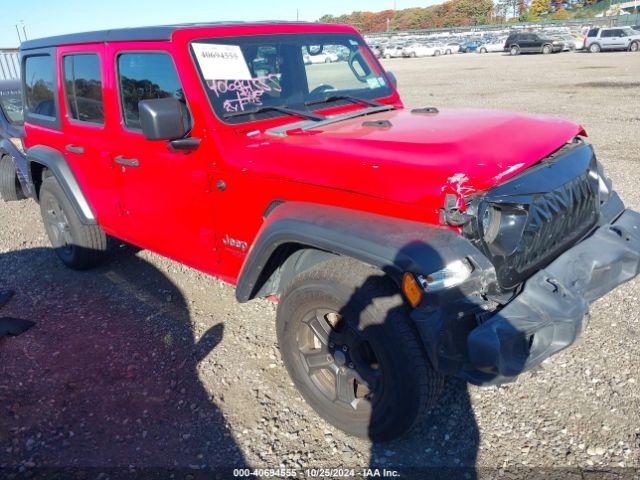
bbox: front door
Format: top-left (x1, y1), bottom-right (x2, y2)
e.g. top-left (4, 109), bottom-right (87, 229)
top-left (106, 45), bottom-right (218, 270)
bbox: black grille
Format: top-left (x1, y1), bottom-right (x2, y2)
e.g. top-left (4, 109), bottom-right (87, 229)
top-left (468, 142), bottom-right (601, 290)
top-left (512, 172), bottom-right (598, 274)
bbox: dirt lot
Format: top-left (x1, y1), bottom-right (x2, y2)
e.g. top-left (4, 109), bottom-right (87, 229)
top-left (1, 51), bottom-right (639, 478)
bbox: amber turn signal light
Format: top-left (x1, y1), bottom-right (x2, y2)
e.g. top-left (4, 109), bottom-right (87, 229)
top-left (402, 272), bottom-right (424, 308)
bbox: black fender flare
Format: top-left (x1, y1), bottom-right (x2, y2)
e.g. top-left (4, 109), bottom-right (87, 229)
top-left (26, 145), bottom-right (97, 224)
top-left (235, 202), bottom-right (494, 302)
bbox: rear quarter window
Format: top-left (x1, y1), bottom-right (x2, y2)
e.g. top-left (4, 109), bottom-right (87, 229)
top-left (24, 55), bottom-right (57, 119)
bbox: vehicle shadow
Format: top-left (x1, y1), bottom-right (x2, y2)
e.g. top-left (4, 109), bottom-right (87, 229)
top-left (0, 246), bottom-right (246, 474)
top-left (327, 243), bottom-right (480, 479)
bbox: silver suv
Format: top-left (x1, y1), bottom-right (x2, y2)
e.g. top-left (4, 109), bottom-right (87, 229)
top-left (585, 27), bottom-right (640, 53)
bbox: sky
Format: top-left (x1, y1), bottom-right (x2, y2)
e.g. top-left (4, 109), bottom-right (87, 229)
top-left (1, 0), bottom-right (443, 48)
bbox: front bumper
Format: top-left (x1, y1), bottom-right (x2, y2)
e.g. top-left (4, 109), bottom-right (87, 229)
top-left (465, 209), bottom-right (640, 385)
top-left (412, 206), bottom-right (640, 386)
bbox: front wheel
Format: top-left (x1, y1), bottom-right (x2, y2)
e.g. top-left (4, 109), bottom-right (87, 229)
top-left (480, 48), bottom-right (487, 54)
top-left (630, 42), bottom-right (639, 52)
top-left (542, 44), bottom-right (553, 55)
top-left (39, 173), bottom-right (109, 270)
top-left (276, 258), bottom-right (444, 441)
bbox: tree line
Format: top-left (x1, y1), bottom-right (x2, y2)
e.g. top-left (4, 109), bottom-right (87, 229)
top-left (318, 0), bottom-right (611, 32)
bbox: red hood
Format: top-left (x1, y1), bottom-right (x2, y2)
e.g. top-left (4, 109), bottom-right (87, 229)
top-left (236, 107), bottom-right (585, 208)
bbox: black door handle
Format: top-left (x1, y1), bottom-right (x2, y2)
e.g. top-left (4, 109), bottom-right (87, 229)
top-left (66, 144), bottom-right (85, 154)
top-left (114, 156), bottom-right (140, 168)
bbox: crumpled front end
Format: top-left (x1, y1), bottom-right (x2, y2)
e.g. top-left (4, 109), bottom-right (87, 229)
top-left (411, 139), bottom-right (640, 385)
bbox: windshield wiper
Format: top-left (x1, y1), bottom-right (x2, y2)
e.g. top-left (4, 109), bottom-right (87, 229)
top-left (223, 105), bottom-right (325, 121)
top-left (305, 94), bottom-right (384, 108)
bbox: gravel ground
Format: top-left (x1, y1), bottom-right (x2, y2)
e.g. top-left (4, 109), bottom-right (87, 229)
top-left (1, 51), bottom-right (639, 479)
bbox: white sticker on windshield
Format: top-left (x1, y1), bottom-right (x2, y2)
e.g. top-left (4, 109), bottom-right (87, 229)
top-left (192, 43), bottom-right (252, 80)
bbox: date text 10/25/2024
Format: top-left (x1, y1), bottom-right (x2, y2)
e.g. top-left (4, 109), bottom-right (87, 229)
top-left (233, 468), bottom-right (401, 478)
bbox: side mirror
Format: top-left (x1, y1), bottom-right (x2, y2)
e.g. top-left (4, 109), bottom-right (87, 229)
top-left (386, 71), bottom-right (398, 88)
top-left (139, 97), bottom-right (187, 141)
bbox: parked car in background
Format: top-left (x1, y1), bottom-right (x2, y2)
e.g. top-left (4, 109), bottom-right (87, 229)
top-left (478, 38), bottom-right (507, 53)
top-left (555, 34), bottom-right (580, 51)
top-left (0, 79), bottom-right (27, 202)
top-left (504, 32), bottom-right (564, 55)
top-left (403, 43), bottom-right (441, 58)
top-left (303, 51), bottom-right (339, 64)
top-left (460, 40), bottom-right (480, 53)
top-left (444, 42), bottom-right (461, 54)
top-left (584, 27), bottom-right (640, 53)
top-left (382, 43), bottom-right (405, 58)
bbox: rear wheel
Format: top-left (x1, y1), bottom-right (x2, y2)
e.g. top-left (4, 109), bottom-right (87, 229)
top-left (510, 45), bottom-right (520, 56)
top-left (434, 50), bottom-right (441, 57)
top-left (0, 154), bottom-right (25, 202)
top-left (39, 174), bottom-right (109, 270)
top-left (480, 47), bottom-right (487, 54)
top-left (590, 43), bottom-right (601, 53)
top-left (630, 41), bottom-right (639, 52)
top-left (276, 258), bottom-right (444, 441)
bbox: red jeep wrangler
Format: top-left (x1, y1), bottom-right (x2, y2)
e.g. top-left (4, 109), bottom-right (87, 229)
top-left (19, 22), bottom-right (640, 441)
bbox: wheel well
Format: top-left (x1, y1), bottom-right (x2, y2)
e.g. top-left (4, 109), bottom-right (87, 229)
top-left (247, 243), bottom-right (340, 300)
top-left (29, 162), bottom-right (48, 200)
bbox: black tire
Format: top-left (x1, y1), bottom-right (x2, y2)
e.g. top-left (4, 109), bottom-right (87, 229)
top-left (630, 41), bottom-right (639, 53)
top-left (0, 154), bottom-right (25, 202)
top-left (542, 44), bottom-right (552, 55)
top-left (39, 173), bottom-right (108, 270)
top-left (510, 45), bottom-right (520, 56)
top-left (480, 48), bottom-right (487, 54)
top-left (276, 258), bottom-right (444, 441)
top-left (589, 43), bottom-right (601, 53)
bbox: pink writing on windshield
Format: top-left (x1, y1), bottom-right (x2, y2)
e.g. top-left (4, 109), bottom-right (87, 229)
top-left (209, 74), bottom-right (282, 112)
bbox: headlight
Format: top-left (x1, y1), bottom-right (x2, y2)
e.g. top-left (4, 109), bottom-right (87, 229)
top-left (417, 259), bottom-right (473, 292)
top-left (481, 204), bottom-right (528, 256)
top-left (482, 206), bottom-right (501, 244)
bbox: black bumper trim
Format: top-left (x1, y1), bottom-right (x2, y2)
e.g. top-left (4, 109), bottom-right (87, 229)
top-left (463, 209), bottom-right (640, 385)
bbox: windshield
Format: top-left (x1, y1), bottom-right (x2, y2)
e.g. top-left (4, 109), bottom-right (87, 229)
top-left (190, 33), bottom-right (392, 124)
top-left (0, 86), bottom-right (24, 125)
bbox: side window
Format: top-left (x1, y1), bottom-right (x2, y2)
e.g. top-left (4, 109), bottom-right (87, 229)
top-left (24, 55), bottom-right (56, 119)
top-left (63, 54), bottom-right (104, 125)
top-left (117, 52), bottom-right (190, 131)
top-left (602, 30), bottom-right (613, 38)
top-left (587, 29), bottom-right (599, 38)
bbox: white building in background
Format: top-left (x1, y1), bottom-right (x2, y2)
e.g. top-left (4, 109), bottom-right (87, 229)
top-left (0, 49), bottom-right (19, 80)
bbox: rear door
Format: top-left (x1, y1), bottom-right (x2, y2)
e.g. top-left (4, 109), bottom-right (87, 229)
top-left (57, 45), bottom-right (121, 229)
top-left (600, 30), bottom-right (616, 50)
top-left (105, 43), bottom-right (218, 270)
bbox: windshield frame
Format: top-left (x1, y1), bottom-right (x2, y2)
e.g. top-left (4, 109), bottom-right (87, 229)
top-left (189, 32), bottom-right (394, 125)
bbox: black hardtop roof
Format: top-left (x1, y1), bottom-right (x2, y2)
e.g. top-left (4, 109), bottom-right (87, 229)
top-left (20, 21), bottom-right (314, 51)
